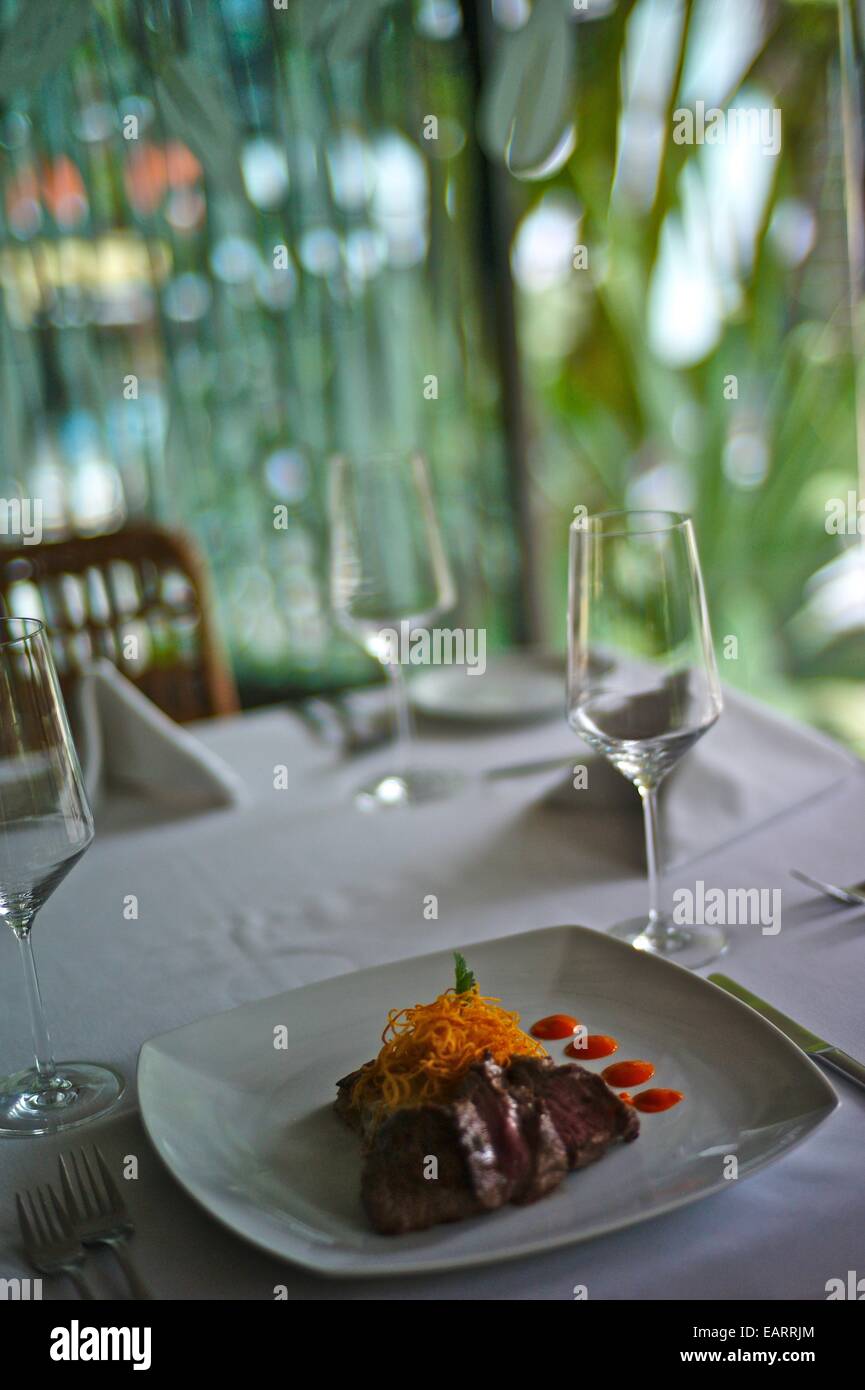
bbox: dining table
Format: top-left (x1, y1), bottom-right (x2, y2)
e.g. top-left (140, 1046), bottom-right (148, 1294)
top-left (1, 681), bottom-right (864, 1302)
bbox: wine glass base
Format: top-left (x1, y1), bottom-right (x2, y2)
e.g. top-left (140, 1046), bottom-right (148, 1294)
top-left (608, 916), bottom-right (727, 970)
top-left (355, 767), bottom-right (465, 810)
top-left (0, 1062), bottom-right (125, 1137)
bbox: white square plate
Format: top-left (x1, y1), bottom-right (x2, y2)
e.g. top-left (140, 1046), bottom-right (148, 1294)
top-left (137, 926), bottom-right (838, 1277)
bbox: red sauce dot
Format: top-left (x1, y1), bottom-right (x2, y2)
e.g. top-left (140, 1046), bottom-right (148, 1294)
top-left (531, 1014), bottom-right (580, 1040)
top-left (633, 1088), bottom-right (684, 1113)
top-left (566, 1033), bottom-right (618, 1061)
top-left (602, 1060), bottom-right (655, 1089)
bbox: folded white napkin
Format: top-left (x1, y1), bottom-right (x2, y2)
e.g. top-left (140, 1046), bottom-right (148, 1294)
top-left (544, 686), bottom-right (861, 868)
top-left (68, 660), bottom-right (245, 819)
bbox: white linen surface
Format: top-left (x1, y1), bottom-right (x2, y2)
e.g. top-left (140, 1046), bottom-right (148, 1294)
top-left (0, 689), bottom-right (863, 1301)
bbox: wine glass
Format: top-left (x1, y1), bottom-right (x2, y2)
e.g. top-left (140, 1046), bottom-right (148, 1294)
top-left (567, 511), bottom-right (724, 967)
top-left (0, 617), bottom-right (124, 1134)
top-left (329, 450), bottom-right (464, 808)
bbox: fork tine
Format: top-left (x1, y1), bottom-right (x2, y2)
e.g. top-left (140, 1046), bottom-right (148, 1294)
top-left (49, 1184), bottom-right (74, 1238)
top-left (24, 1190), bottom-right (46, 1247)
top-left (58, 1155), bottom-right (81, 1223)
top-left (94, 1146), bottom-right (125, 1217)
top-left (16, 1193), bottom-right (36, 1253)
top-left (38, 1186), bottom-right (60, 1242)
top-left (71, 1150), bottom-right (96, 1219)
top-left (80, 1148), bottom-right (106, 1214)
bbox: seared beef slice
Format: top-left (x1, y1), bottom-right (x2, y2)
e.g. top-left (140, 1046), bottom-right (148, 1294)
top-left (361, 1104), bottom-right (486, 1234)
top-left (507, 1056), bottom-right (640, 1167)
top-left (343, 1053), bottom-right (638, 1235)
top-left (360, 1056), bottom-right (558, 1234)
top-left (334, 1067), bottom-right (368, 1137)
top-left (451, 1055), bottom-right (558, 1207)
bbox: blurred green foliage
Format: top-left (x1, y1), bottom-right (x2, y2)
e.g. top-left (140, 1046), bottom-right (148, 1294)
top-left (1, 0), bottom-right (863, 751)
top-left (503, 0), bottom-right (865, 751)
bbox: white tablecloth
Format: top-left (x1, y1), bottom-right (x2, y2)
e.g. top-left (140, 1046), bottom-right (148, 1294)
top-left (1, 695), bottom-right (864, 1301)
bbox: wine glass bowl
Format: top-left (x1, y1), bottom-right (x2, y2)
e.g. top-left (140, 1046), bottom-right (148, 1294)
top-left (330, 453), bottom-right (455, 655)
top-left (329, 451), bottom-right (464, 808)
top-left (568, 511), bottom-right (724, 967)
top-left (0, 617), bottom-right (124, 1135)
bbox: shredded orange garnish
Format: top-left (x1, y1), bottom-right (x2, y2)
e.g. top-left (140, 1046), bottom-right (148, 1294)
top-left (349, 985), bottom-right (547, 1123)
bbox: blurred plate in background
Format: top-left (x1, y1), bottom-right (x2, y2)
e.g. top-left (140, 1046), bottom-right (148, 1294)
top-left (409, 650), bottom-right (565, 726)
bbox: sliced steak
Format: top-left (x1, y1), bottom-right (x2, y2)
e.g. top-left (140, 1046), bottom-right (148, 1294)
top-left (450, 1055), bottom-right (538, 1207)
top-left (338, 1051), bottom-right (639, 1235)
top-left (509, 1102), bottom-right (570, 1204)
top-left (334, 1066), bottom-right (368, 1136)
top-left (448, 1055), bottom-right (571, 1205)
top-left (360, 1103), bottom-right (485, 1234)
top-left (506, 1056), bottom-right (639, 1169)
top-left (360, 1056), bottom-right (553, 1232)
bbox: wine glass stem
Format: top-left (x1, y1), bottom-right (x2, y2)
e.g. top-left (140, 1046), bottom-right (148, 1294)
top-left (17, 929), bottom-right (57, 1084)
top-left (639, 784), bottom-right (664, 931)
top-left (385, 660), bottom-right (413, 774)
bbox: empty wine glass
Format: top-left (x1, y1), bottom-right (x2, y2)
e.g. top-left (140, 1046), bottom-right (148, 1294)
top-left (0, 617), bottom-right (124, 1134)
top-left (568, 511), bottom-right (724, 967)
top-left (329, 451), bottom-right (464, 808)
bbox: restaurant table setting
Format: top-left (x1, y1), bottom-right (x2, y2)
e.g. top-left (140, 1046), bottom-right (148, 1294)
top-left (1, 505), bottom-right (864, 1301)
top-left (0, 668), bottom-right (864, 1297)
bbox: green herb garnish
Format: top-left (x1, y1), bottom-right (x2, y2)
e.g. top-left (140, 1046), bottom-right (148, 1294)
top-left (454, 951), bottom-right (475, 995)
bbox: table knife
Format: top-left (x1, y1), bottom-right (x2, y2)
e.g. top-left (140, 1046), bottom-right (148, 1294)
top-left (709, 974), bottom-right (865, 1093)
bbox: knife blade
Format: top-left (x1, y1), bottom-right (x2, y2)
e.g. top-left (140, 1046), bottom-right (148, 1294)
top-left (708, 974), bottom-right (865, 1093)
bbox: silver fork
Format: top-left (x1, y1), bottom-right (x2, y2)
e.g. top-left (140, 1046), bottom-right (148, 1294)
top-left (790, 869), bottom-right (865, 906)
top-left (59, 1146), bottom-right (153, 1300)
top-left (16, 1181), bottom-right (95, 1299)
